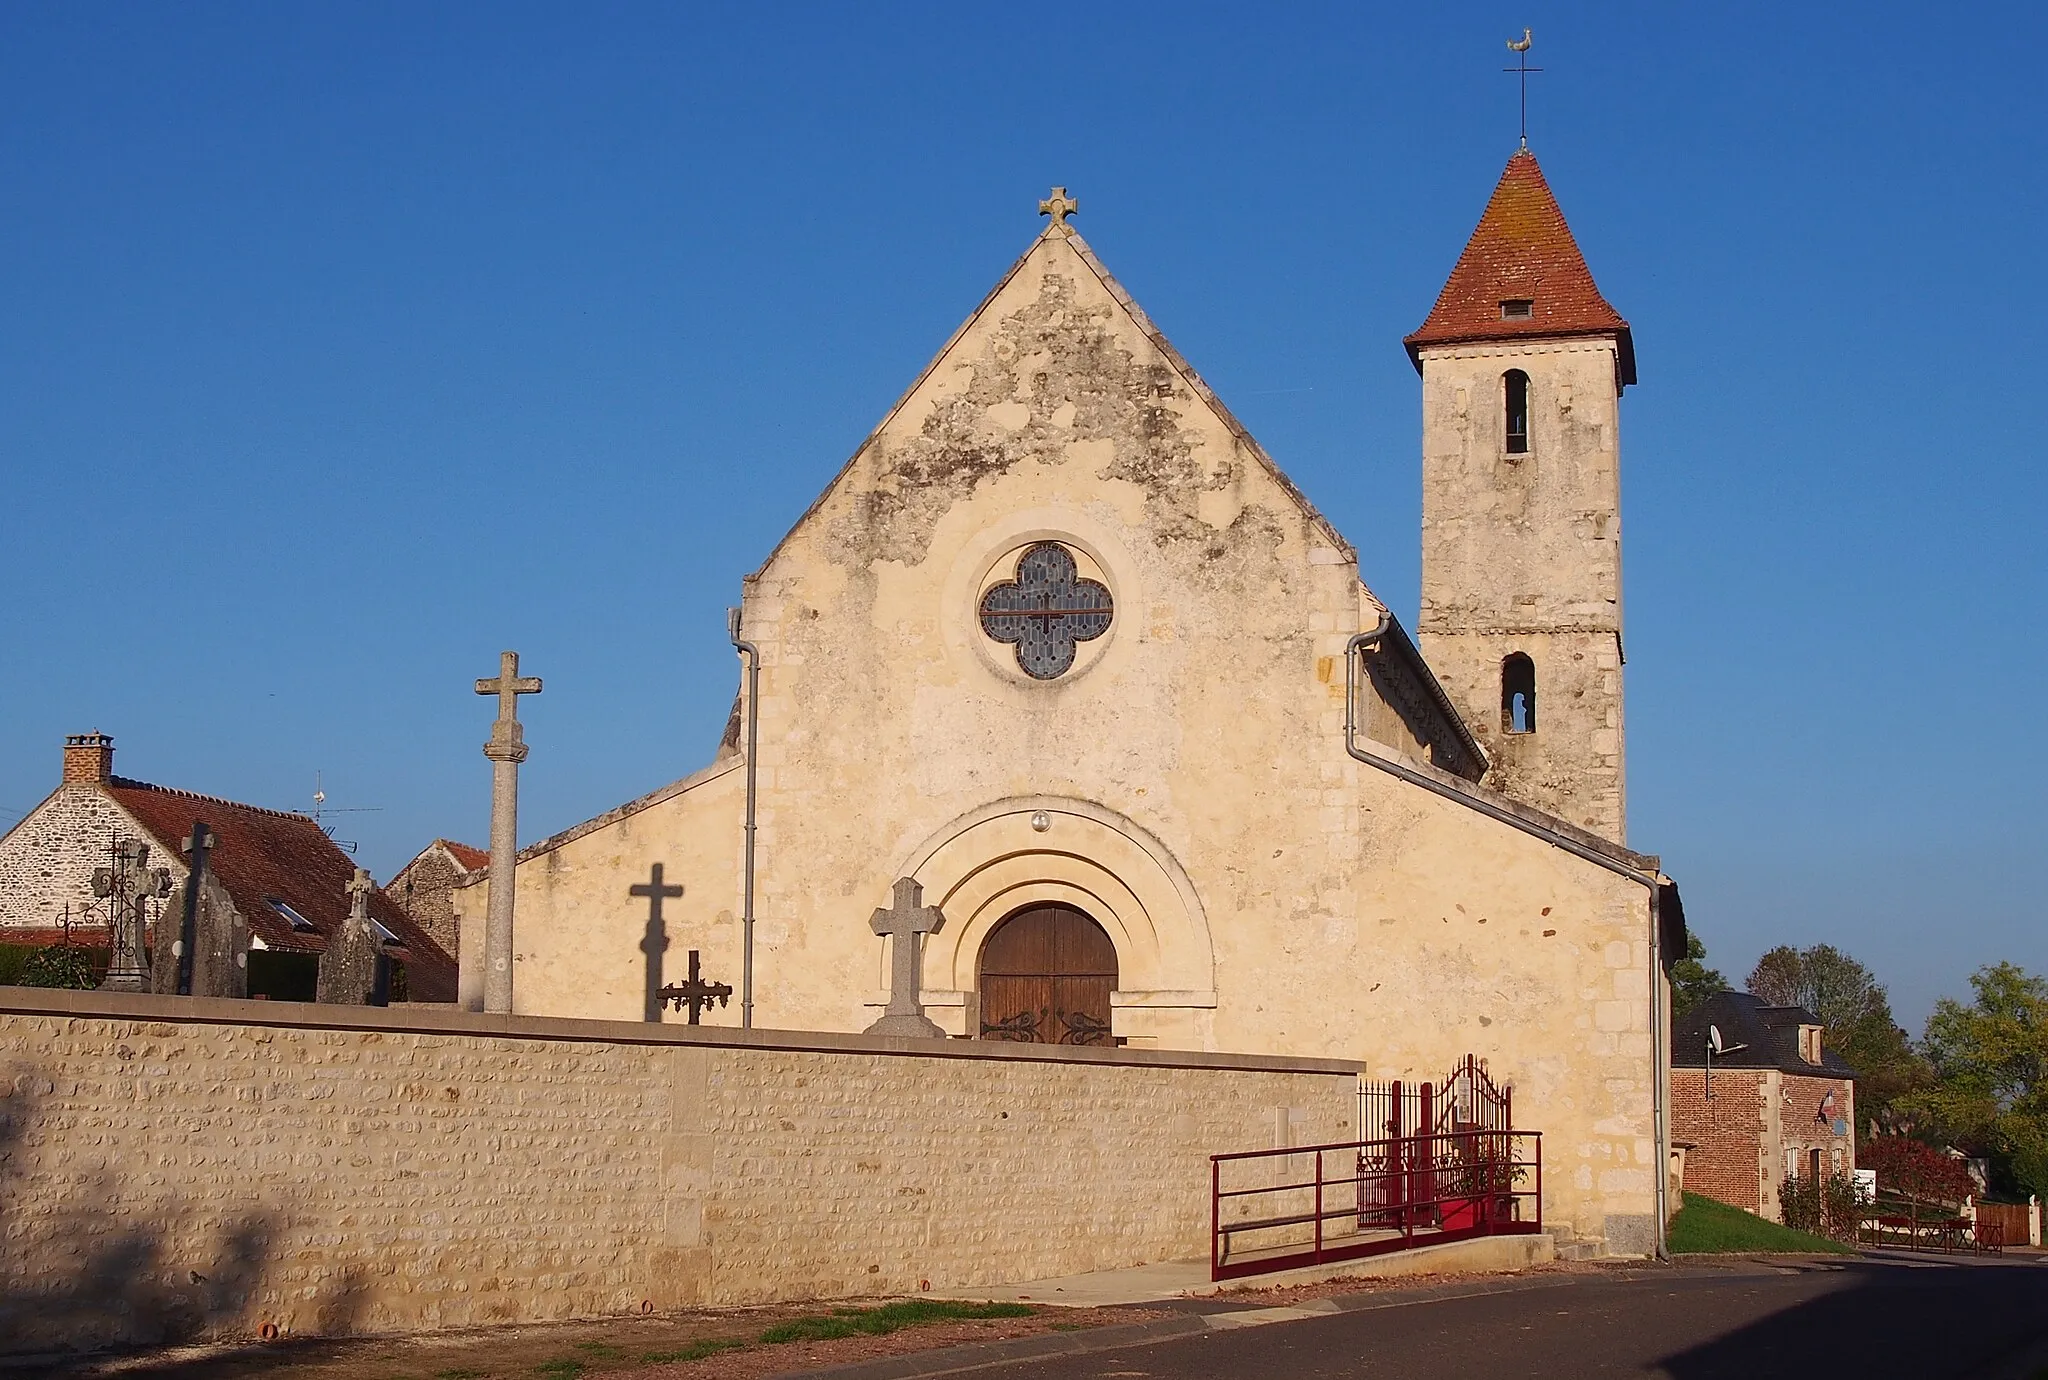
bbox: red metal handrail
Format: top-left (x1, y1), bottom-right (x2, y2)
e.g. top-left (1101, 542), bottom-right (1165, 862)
top-left (1210, 1128), bottom-right (1543, 1281)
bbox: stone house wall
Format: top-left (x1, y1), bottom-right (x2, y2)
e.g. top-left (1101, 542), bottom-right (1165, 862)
top-left (0, 987), bottom-right (1357, 1353)
top-left (0, 784), bottom-right (171, 944)
top-left (388, 847), bottom-right (471, 958)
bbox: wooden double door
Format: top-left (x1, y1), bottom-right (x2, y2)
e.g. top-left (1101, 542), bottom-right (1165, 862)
top-left (977, 903), bottom-right (1118, 1045)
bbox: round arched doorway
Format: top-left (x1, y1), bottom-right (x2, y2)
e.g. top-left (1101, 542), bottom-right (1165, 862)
top-left (977, 903), bottom-right (1119, 1045)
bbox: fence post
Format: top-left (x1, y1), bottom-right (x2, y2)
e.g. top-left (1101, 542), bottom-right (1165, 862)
top-left (1314, 1149), bottom-right (1325, 1261)
top-left (1210, 1157), bottom-right (1221, 1279)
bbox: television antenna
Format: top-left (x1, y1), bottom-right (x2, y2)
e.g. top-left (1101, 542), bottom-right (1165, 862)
top-left (1704, 1023), bottom-right (1749, 1100)
top-left (310, 770), bottom-right (381, 854)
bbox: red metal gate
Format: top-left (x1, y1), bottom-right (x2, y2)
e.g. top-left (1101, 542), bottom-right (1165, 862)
top-left (1210, 1128), bottom-right (1542, 1280)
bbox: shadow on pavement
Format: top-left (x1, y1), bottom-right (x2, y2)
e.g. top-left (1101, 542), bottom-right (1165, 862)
top-left (1659, 1259), bottom-right (2048, 1380)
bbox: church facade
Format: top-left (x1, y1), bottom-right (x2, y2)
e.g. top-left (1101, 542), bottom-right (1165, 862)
top-left (457, 154), bottom-right (1681, 1258)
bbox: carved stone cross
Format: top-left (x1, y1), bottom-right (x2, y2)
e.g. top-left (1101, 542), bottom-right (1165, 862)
top-left (978, 541), bottom-right (1115, 679)
top-left (346, 867), bottom-right (374, 919)
top-left (318, 867), bottom-right (386, 1006)
top-left (659, 950), bottom-right (733, 1026)
top-left (863, 877), bottom-right (946, 1039)
top-left (473, 650), bottom-right (542, 1014)
top-left (1039, 186), bottom-right (1078, 227)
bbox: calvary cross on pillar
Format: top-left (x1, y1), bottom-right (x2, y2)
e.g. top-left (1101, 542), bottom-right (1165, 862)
top-left (475, 649), bottom-right (542, 1014)
top-left (863, 876), bottom-right (947, 1039)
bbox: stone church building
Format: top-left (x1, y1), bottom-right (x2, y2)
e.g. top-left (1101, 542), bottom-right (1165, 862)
top-left (458, 150), bottom-right (1684, 1257)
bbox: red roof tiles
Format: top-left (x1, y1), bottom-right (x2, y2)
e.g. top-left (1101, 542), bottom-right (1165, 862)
top-left (105, 779), bottom-right (456, 1001)
top-left (1405, 148), bottom-right (1634, 385)
top-left (438, 839), bottom-right (490, 872)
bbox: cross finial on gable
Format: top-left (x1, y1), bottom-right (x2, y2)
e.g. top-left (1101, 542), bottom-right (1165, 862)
top-left (1039, 186), bottom-right (1078, 228)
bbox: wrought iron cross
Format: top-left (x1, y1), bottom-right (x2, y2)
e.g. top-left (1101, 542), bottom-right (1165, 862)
top-left (1503, 29), bottom-right (1542, 148)
top-left (1039, 186), bottom-right (1078, 227)
top-left (978, 542), bottom-right (1114, 679)
top-left (659, 950), bottom-right (732, 1025)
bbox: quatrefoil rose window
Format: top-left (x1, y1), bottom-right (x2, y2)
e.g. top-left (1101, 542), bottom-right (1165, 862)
top-left (977, 542), bottom-right (1114, 680)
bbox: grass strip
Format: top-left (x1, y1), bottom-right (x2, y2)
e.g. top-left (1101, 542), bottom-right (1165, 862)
top-left (1667, 1192), bottom-right (1857, 1255)
top-left (639, 1337), bottom-right (749, 1364)
top-left (758, 1299), bottom-right (1034, 1344)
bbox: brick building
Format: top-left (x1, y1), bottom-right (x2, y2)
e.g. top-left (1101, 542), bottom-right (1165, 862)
top-left (0, 732), bottom-right (456, 1000)
top-left (1671, 991), bottom-right (1857, 1221)
top-left (388, 838), bottom-right (488, 957)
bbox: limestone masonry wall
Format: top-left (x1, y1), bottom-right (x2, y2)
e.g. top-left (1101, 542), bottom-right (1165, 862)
top-left (0, 785), bottom-right (168, 940)
top-left (0, 989), bottom-right (1356, 1354)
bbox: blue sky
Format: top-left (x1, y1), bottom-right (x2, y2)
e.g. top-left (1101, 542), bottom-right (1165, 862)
top-left (3, 3), bottom-right (2041, 1029)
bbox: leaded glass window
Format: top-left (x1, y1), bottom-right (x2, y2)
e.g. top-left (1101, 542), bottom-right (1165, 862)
top-left (977, 542), bottom-right (1114, 679)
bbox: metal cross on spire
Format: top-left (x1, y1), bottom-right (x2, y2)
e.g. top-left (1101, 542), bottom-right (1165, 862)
top-left (1503, 29), bottom-right (1542, 148)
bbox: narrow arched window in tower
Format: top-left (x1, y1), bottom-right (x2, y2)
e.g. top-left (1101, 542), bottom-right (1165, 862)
top-left (1503, 369), bottom-right (1530, 455)
top-left (1502, 653), bottom-right (1536, 734)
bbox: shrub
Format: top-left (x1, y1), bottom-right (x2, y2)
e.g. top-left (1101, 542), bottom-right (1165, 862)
top-left (17, 945), bottom-right (101, 990)
top-left (1777, 1171), bottom-right (1862, 1241)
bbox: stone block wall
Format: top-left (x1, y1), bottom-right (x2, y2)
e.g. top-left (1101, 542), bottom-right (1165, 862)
top-left (0, 989), bottom-right (1356, 1355)
top-left (0, 785), bottom-right (163, 942)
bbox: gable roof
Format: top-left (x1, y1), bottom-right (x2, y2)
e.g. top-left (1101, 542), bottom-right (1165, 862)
top-left (750, 216), bottom-right (1357, 583)
top-left (1671, 990), bottom-right (1856, 1078)
top-left (434, 839), bottom-right (490, 872)
top-left (1405, 148), bottom-right (1635, 386)
top-left (104, 778), bottom-right (456, 1000)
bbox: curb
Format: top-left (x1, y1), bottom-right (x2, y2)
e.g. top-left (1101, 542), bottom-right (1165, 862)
top-left (780, 1315), bottom-right (1211, 1380)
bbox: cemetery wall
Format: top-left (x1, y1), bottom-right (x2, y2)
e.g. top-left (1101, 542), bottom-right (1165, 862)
top-left (0, 988), bottom-right (1357, 1354)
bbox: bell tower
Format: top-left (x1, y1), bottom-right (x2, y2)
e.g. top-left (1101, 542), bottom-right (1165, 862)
top-left (1406, 148), bottom-right (1635, 841)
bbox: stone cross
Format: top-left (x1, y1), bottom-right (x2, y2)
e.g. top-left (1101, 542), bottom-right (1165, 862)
top-left (473, 650), bottom-right (541, 1013)
top-left (659, 950), bottom-right (733, 1026)
top-left (347, 867), bottom-right (374, 918)
top-left (318, 867), bottom-right (385, 1006)
top-left (863, 877), bottom-right (946, 1039)
top-left (632, 862), bottom-right (683, 1023)
top-left (1038, 186), bottom-right (1078, 227)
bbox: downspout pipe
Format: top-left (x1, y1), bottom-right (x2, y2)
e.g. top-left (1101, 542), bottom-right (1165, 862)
top-left (1344, 618), bottom-right (1672, 1260)
top-left (728, 608), bottom-right (760, 1030)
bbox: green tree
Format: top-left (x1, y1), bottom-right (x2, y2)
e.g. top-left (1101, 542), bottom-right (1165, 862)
top-left (1670, 932), bottom-right (1728, 1018)
top-left (1746, 943), bottom-right (1925, 1127)
top-left (1906, 963), bottom-right (2048, 1200)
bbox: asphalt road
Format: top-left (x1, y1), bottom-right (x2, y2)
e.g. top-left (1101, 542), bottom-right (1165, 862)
top-left (977, 1257), bottom-right (2048, 1380)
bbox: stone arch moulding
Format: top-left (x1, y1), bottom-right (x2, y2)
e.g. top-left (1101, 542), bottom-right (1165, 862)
top-left (896, 796), bottom-right (1218, 1049)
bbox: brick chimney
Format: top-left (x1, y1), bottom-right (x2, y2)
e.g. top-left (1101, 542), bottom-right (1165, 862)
top-left (62, 731), bottom-right (114, 785)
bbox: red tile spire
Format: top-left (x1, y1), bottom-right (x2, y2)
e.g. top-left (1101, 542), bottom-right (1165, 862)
top-left (1405, 148), bottom-right (1634, 385)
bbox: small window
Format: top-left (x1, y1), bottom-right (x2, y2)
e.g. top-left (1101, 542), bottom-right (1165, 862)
top-left (1501, 653), bottom-right (1536, 735)
top-left (1503, 370), bottom-right (1530, 455)
top-left (267, 898), bottom-right (318, 933)
top-left (1499, 299), bottom-right (1534, 320)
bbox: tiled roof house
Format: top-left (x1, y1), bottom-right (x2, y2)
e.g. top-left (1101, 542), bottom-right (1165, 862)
top-left (0, 733), bottom-right (454, 1000)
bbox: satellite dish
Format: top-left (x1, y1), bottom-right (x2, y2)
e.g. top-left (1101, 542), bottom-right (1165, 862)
top-left (1709, 1024), bottom-right (1724, 1054)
